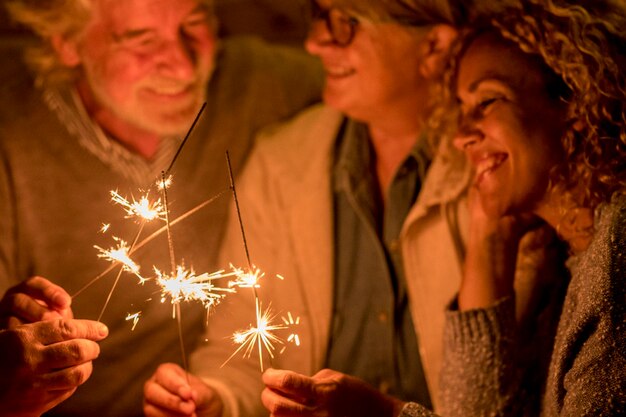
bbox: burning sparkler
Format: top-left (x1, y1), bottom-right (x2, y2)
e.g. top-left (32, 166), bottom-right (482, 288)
top-left (222, 151), bottom-right (303, 371)
top-left (157, 175), bottom-right (173, 190)
top-left (155, 265), bottom-right (236, 314)
top-left (110, 190), bottom-right (166, 222)
top-left (228, 264), bottom-right (264, 289)
top-left (223, 299), bottom-right (287, 371)
top-left (94, 237), bottom-right (145, 283)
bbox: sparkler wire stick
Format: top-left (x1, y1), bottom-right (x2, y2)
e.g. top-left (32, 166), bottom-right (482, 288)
top-left (226, 151), bottom-right (252, 271)
top-left (175, 303), bottom-right (190, 382)
top-left (159, 171), bottom-right (191, 382)
top-left (96, 221), bottom-right (146, 321)
top-left (164, 102), bottom-right (207, 176)
top-left (71, 269), bottom-right (111, 299)
top-left (160, 172), bottom-right (177, 272)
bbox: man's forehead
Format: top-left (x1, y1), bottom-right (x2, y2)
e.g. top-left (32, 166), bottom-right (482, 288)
top-left (90, 0), bottom-right (210, 25)
top-left (93, 0), bottom-right (210, 13)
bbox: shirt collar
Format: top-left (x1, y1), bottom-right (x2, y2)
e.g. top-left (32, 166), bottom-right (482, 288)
top-left (333, 117), bottom-right (431, 193)
top-left (43, 85), bottom-right (182, 186)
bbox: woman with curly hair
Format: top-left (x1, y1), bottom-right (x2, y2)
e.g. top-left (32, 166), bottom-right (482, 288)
top-left (260, 1), bottom-right (625, 416)
top-left (427, 0), bottom-right (626, 416)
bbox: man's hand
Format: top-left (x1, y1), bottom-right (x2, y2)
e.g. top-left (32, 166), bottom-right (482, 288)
top-left (261, 368), bottom-right (405, 417)
top-left (143, 362), bottom-right (224, 417)
top-left (0, 276), bottom-right (73, 328)
top-left (0, 318), bottom-right (108, 416)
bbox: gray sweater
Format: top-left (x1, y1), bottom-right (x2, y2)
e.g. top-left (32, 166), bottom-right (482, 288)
top-left (402, 197), bottom-right (626, 416)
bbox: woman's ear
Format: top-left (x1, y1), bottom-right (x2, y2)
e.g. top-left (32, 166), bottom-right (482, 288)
top-left (51, 35), bottom-right (81, 67)
top-left (419, 24), bottom-right (458, 79)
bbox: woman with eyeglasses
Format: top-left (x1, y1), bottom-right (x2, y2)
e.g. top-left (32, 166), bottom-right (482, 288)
top-left (236, 0), bottom-right (466, 415)
top-left (262, 0), bottom-right (626, 416)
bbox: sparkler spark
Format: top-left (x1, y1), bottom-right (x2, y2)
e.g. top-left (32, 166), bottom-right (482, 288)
top-left (126, 311), bottom-right (141, 331)
top-left (282, 312), bottom-right (301, 347)
top-left (228, 264), bottom-right (264, 289)
top-left (100, 223), bottom-right (111, 233)
top-left (94, 238), bottom-right (145, 283)
top-left (223, 300), bottom-right (287, 371)
top-left (110, 190), bottom-right (166, 221)
top-left (157, 175), bottom-right (173, 190)
top-left (155, 265), bottom-right (236, 313)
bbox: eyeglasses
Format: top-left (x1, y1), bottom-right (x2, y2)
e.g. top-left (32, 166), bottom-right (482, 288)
top-left (309, 1), bottom-right (360, 47)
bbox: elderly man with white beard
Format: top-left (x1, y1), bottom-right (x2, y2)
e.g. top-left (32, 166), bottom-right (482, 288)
top-left (0, 0), bottom-right (321, 415)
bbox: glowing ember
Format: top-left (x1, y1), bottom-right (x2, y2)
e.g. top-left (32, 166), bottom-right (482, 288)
top-left (125, 311), bottom-right (141, 331)
top-left (282, 312), bottom-right (301, 347)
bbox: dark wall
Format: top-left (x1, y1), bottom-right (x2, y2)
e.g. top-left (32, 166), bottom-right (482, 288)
top-left (216, 0), bottom-right (309, 46)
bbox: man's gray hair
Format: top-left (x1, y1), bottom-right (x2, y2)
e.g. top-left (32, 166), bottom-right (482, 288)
top-left (5, 0), bottom-right (216, 87)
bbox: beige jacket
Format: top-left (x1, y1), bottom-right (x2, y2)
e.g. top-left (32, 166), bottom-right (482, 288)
top-left (191, 104), bottom-right (472, 416)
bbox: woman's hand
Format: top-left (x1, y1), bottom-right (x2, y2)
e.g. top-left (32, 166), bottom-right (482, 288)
top-left (262, 368), bottom-right (406, 417)
top-left (458, 188), bottom-right (541, 311)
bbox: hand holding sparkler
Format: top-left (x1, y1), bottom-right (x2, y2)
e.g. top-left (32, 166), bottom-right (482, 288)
top-left (143, 362), bottom-right (224, 417)
top-left (0, 317), bottom-right (108, 416)
top-left (261, 368), bottom-right (406, 417)
top-left (0, 276), bottom-right (73, 328)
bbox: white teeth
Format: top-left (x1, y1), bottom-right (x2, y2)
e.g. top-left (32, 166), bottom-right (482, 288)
top-left (325, 67), bottom-right (354, 77)
top-left (476, 154), bottom-right (506, 177)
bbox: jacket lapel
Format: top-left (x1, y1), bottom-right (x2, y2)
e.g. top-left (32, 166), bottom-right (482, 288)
top-left (272, 106), bottom-right (343, 372)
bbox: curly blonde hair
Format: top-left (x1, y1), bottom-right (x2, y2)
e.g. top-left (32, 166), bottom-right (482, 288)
top-left (5, 0), bottom-right (215, 87)
top-left (432, 0), bottom-right (626, 215)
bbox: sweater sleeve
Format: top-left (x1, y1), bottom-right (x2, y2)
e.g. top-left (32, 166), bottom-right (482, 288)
top-left (545, 200), bottom-right (626, 416)
top-left (0, 142), bottom-right (18, 295)
top-left (438, 296), bottom-right (525, 417)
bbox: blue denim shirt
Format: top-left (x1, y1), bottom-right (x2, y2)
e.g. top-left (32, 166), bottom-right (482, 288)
top-left (326, 118), bottom-right (432, 407)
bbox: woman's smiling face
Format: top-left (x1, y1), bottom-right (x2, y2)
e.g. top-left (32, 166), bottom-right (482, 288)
top-left (453, 32), bottom-right (569, 218)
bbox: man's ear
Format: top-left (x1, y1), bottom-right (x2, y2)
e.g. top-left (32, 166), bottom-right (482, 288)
top-left (51, 35), bottom-right (81, 67)
top-left (418, 24), bottom-right (458, 79)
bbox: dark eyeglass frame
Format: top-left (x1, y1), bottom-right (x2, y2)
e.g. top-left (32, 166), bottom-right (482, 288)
top-left (309, 1), bottom-right (434, 47)
top-left (309, 1), bottom-right (360, 47)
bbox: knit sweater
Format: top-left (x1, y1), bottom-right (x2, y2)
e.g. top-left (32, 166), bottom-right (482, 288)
top-left (0, 37), bottom-right (322, 417)
top-left (401, 196), bottom-right (626, 416)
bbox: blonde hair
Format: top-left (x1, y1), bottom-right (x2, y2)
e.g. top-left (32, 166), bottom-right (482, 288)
top-left (5, 0), bottom-right (216, 87)
top-left (432, 0), bottom-right (626, 215)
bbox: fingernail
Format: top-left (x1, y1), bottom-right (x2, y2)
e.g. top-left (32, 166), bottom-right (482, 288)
top-left (98, 323), bottom-right (109, 337)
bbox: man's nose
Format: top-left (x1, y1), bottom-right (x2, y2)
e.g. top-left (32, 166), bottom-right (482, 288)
top-left (155, 37), bottom-right (196, 79)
